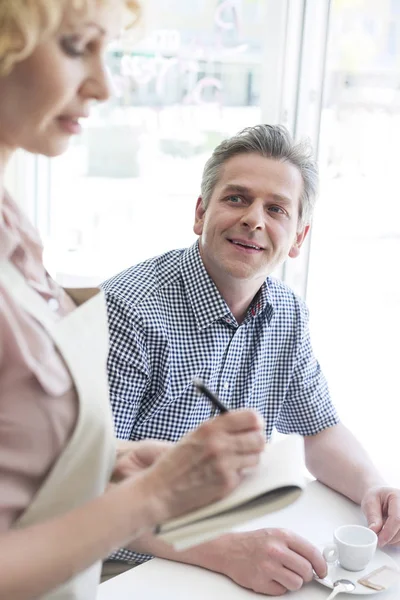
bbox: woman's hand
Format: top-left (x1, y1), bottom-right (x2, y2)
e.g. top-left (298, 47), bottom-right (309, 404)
top-left (111, 440), bottom-right (173, 483)
top-left (136, 409), bottom-right (265, 525)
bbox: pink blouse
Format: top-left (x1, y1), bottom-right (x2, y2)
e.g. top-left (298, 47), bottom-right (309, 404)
top-left (0, 193), bottom-right (78, 531)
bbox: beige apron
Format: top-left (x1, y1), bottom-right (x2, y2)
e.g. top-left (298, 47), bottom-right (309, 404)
top-left (0, 260), bottom-right (116, 600)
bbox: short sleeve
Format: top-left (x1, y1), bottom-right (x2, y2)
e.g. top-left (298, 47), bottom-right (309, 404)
top-left (275, 300), bottom-right (340, 436)
top-left (105, 292), bottom-right (150, 440)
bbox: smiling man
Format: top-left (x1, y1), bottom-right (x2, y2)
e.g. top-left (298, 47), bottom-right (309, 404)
top-left (192, 150), bottom-right (308, 324)
top-left (101, 125), bottom-right (400, 595)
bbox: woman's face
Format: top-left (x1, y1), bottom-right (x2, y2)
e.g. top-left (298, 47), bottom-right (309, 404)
top-left (0, 2), bottom-right (124, 157)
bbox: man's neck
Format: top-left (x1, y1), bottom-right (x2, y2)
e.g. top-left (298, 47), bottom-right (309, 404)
top-left (208, 270), bottom-right (264, 325)
top-left (222, 284), bottom-right (260, 324)
top-left (196, 243), bottom-right (266, 324)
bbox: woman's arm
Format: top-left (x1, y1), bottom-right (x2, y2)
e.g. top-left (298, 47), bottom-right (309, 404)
top-left (0, 476), bottom-right (156, 600)
top-left (0, 409), bottom-right (264, 600)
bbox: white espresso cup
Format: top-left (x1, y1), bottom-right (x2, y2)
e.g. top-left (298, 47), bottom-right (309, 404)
top-left (323, 524), bottom-right (377, 571)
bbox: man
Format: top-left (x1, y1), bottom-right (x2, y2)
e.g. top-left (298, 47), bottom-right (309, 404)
top-left (102, 125), bottom-right (400, 595)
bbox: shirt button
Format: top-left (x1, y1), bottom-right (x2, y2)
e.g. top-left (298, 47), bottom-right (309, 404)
top-left (48, 298), bottom-right (60, 312)
top-left (224, 382), bottom-right (229, 390)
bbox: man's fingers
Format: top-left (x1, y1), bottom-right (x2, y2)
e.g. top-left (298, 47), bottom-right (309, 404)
top-left (369, 521), bottom-right (383, 535)
top-left (287, 534), bottom-right (327, 579)
top-left (266, 581), bottom-right (287, 596)
top-left (271, 564), bottom-right (303, 592)
top-left (388, 531), bottom-right (400, 546)
top-left (377, 494), bottom-right (400, 546)
top-left (378, 518), bottom-right (399, 546)
top-left (362, 494), bottom-right (384, 533)
top-left (281, 549), bottom-right (314, 582)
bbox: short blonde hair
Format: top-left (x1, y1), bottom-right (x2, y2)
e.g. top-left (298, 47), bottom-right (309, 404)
top-left (0, 0), bottom-right (140, 76)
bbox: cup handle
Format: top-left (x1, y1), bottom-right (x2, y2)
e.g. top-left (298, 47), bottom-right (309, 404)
top-left (323, 544), bottom-right (339, 564)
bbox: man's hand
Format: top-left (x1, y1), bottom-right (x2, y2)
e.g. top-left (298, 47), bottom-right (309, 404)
top-left (218, 529), bottom-right (327, 596)
top-left (361, 487), bottom-right (400, 547)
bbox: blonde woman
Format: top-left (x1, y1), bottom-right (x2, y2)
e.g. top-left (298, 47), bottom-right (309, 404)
top-left (0, 2), bottom-right (265, 599)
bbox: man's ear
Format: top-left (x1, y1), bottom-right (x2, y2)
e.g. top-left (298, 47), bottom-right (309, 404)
top-left (288, 224), bottom-right (310, 259)
top-left (193, 196), bottom-right (206, 236)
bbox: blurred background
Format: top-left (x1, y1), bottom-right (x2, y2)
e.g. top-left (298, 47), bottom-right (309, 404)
top-left (7, 0), bottom-right (400, 481)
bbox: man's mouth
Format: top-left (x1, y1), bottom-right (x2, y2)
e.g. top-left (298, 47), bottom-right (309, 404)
top-left (228, 239), bottom-right (264, 251)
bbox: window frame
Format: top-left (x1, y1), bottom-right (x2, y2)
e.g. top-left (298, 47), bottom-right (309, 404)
top-left (22, 0), bottom-right (332, 299)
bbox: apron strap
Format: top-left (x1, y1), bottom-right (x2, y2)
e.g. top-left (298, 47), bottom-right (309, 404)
top-left (0, 260), bottom-right (59, 331)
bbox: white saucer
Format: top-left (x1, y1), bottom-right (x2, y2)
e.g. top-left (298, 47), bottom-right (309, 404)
top-left (314, 544), bottom-right (399, 595)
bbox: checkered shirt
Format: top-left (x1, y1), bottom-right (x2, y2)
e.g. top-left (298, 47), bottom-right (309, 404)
top-left (101, 241), bottom-right (339, 564)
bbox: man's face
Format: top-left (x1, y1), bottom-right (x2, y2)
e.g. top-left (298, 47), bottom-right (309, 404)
top-left (193, 153), bottom-right (309, 288)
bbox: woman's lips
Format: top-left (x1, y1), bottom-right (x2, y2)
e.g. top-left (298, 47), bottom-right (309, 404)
top-left (56, 116), bottom-right (82, 135)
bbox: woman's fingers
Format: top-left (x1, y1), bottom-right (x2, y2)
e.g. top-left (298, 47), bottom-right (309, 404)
top-left (142, 409), bottom-right (265, 522)
top-left (213, 409), bottom-right (264, 434)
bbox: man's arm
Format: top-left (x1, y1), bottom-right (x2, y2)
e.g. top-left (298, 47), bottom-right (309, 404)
top-left (304, 422), bottom-right (384, 504)
top-left (126, 528), bottom-right (327, 596)
top-left (112, 444), bottom-right (328, 596)
top-left (132, 423), bottom-right (384, 576)
top-left (305, 423), bottom-right (400, 546)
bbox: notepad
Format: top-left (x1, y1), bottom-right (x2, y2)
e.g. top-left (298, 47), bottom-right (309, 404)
top-left (156, 434), bottom-right (306, 550)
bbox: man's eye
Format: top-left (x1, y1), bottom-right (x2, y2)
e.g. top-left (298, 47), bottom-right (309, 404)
top-left (227, 195), bottom-right (243, 204)
top-left (269, 205), bottom-right (285, 214)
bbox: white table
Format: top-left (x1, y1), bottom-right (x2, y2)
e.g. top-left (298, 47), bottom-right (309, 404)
top-left (98, 481), bottom-right (400, 599)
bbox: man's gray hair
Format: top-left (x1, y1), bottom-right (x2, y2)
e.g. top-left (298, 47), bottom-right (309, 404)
top-left (200, 124), bottom-right (318, 229)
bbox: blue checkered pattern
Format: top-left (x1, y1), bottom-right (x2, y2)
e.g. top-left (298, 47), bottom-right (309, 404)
top-left (101, 241), bottom-right (339, 564)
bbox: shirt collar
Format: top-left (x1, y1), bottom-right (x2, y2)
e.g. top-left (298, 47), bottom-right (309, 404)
top-left (244, 280), bottom-right (274, 325)
top-left (180, 242), bottom-right (232, 331)
top-left (180, 241), bottom-right (274, 330)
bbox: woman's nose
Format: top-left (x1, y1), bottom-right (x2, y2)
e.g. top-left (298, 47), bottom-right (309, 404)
top-left (81, 60), bottom-right (112, 103)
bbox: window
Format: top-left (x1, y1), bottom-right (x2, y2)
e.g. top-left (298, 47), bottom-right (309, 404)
top-left (41, 0), bottom-right (282, 286)
top-left (27, 0), bottom-right (398, 479)
top-left (307, 0), bottom-right (400, 483)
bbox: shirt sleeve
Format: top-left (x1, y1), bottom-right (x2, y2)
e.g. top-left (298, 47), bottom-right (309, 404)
top-left (105, 292), bottom-right (150, 441)
top-left (275, 300), bottom-right (340, 436)
top-left (104, 292), bottom-right (155, 564)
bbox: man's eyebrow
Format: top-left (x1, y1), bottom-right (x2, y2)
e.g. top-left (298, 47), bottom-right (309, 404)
top-left (270, 194), bottom-right (293, 205)
top-left (221, 184), bottom-right (293, 204)
top-left (221, 184), bottom-right (253, 196)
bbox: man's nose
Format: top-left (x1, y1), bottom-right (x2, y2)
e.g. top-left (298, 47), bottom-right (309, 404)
top-left (240, 202), bottom-right (265, 230)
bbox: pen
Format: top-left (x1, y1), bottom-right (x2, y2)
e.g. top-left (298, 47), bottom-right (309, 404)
top-left (193, 378), bottom-right (230, 413)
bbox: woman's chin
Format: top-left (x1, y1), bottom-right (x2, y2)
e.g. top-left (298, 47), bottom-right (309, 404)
top-left (23, 136), bottom-right (71, 158)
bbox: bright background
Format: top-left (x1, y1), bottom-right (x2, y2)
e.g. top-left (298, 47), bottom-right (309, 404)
top-left (7, 0), bottom-right (400, 483)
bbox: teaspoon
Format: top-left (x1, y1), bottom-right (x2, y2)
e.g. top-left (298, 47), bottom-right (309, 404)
top-left (326, 578), bottom-right (356, 599)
